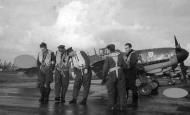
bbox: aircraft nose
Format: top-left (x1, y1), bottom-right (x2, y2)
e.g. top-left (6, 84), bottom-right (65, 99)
top-left (176, 48), bottom-right (189, 62)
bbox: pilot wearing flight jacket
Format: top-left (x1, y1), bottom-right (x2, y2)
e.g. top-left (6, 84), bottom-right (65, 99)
top-left (102, 44), bottom-right (127, 111)
top-left (37, 42), bottom-right (55, 103)
top-left (54, 45), bottom-right (70, 103)
top-left (123, 43), bottom-right (139, 107)
top-left (68, 48), bottom-right (92, 105)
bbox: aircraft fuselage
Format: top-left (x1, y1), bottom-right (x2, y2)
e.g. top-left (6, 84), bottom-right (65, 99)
top-left (133, 47), bottom-right (189, 74)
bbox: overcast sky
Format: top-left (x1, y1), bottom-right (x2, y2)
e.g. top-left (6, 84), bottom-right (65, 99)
top-left (0, 0), bottom-right (190, 64)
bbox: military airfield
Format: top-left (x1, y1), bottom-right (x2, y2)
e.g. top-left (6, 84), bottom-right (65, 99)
top-left (0, 36), bottom-right (188, 115)
top-left (1, 0), bottom-right (190, 115)
top-left (0, 72), bottom-right (190, 115)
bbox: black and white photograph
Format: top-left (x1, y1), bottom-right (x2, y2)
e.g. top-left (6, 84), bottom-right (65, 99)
top-left (0, 0), bottom-right (190, 115)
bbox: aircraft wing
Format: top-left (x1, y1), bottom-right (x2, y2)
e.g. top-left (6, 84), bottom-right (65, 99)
top-left (91, 60), bottom-right (105, 79)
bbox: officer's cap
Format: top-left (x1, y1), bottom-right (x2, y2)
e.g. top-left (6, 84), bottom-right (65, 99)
top-left (106, 44), bottom-right (115, 51)
top-left (58, 45), bottom-right (65, 49)
top-left (66, 47), bottom-right (73, 53)
top-left (40, 42), bottom-right (47, 48)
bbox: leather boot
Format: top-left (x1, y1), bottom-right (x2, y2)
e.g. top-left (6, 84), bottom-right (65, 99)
top-left (44, 88), bottom-right (51, 103)
top-left (109, 105), bottom-right (117, 111)
top-left (55, 97), bottom-right (60, 101)
top-left (60, 97), bottom-right (65, 103)
top-left (131, 93), bottom-right (138, 107)
top-left (79, 98), bottom-right (87, 105)
top-left (39, 87), bottom-right (45, 102)
top-left (69, 98), bottom-right (77, 104)
top-left (119, 106), bottom-right (126, 111)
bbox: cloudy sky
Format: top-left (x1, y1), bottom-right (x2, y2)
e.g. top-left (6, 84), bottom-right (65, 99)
top-left (0, 0), bottom-right (190, 64)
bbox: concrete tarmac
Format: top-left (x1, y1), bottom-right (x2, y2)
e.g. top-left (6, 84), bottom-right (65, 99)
top-left (0, 75), bottom-right (190, 115)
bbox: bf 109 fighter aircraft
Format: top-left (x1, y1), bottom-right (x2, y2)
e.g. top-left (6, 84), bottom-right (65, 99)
top-left (91, 36), bottom-right (189, 96)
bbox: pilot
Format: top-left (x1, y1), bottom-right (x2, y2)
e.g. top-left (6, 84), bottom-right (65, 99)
top-left (37, 42), bottom-right (55, 103)
top-left (102, 44), bottom-right (127, 111)
top-left (123, 43), bottom-right (139, 107)
top-left (68, 48), bottom-right (92, 105)
top-left (54, 45), bottom-right (70, 103)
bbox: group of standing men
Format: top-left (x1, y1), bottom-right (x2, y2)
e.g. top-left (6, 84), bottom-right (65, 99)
top-left (36, 42), bottom-right (139, 111)
top-left (102, 43), bottom-right (138, 111)
top-left (37, 42), bottom-right (91, 105)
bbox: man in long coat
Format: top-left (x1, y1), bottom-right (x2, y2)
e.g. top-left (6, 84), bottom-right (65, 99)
top-left (123, 43), bottom-right (139, 107)
top-left (102, 44), bottom-right (127, 111)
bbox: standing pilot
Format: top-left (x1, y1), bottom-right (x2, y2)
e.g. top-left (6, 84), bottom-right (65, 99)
top-left (37, 42), bottom-right (55, 103)
top-left (68, 48), bottom-right (92, 105)
top-left (123, 43), bottom-right (139, 107)
top-left (102, 44), bottom-right (127, 111)
top-left (54, 45), bottom-right (70, 103)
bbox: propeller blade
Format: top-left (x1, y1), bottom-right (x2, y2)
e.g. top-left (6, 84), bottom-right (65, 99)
top-left (179, 62), bottom-right (187, 83)
top-left (174, 35), bottom-right (181, 48)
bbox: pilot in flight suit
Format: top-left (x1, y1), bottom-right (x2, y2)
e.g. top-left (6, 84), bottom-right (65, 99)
top-left (37, 42), bottom-right (55, 103)
top-left (123, 43), bottom-right (139, 107)
top-left (102, 44), bottom-right (127, 111)
top-left (68, 48), bottom-right (92, 105)
top-left (54, 45), bottom-right (70, 103)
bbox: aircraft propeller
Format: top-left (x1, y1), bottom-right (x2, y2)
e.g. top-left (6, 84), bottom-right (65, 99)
top-left (174, 35), bottom-right (189, 83)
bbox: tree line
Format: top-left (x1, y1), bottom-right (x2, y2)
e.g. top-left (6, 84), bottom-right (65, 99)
top-left (0, 59), bottom-right (16, 72)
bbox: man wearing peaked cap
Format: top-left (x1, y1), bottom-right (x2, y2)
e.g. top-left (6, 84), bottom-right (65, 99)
top-left (106, 44), bottom-right (115, 50)
top-left (102, 44), bottom-right (127, 111)
top-left (58, 45), bottom-right (65, 49)
top-left (66, 47), bottom-right (73, 54)
top-left (68, 48), bottom-right (92, 105)
top-left (54, 45), bottom-right (70, 103)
